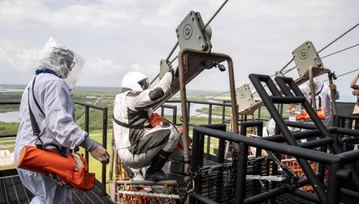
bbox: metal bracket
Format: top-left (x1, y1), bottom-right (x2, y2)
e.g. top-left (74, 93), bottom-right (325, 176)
top-left (176, 11), bottom-right (212, 51)
top-left (246, 175), bottom-right (287, 182)
top-left (159, 59), bottom-right (171, 80)
top-left (292, 41), bottom-right (323, 77)
top-left (236, 84), bottom-right (256, 113)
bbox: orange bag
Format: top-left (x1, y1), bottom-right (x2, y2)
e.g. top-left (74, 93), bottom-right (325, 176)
top-left (149, 113), bottom-right (192, 152)
top-left (296, 110), bottom-right (326, 120)
top-left (149, 112), bottom-right (164, 127)
top-left (17, 145), bottom-right (95, 191)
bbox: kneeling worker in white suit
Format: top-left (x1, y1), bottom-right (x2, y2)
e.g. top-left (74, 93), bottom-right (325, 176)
top-left (113, 70), bottom-right (180, 181)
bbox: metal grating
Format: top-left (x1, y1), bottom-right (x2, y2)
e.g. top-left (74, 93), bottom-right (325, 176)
top-left (0, 169), bottom-right (114, 204)
top-left (200, 157), bottom-right (315, 204)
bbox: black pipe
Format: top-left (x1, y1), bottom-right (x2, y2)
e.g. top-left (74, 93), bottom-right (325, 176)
top-left (241, 121), bottom-right (263, 127)
top-left (191, 193), bottom-right (218, 204)
top-left (335, 127), bottom-right (359, 137)
top-left (337, 149), bottom-right (359, 165)
top-left (327, 163), bottom-right (341, 204)
top-left (218, 138), bottom-right (225, 163)
top-left (341, 188), bottom-right (359, 199)
top-left (0, 101), bottom-right (20, 105)
top-left (0, 134), bottom-right (17, 138)
top-left (285, 121), bottom-right (318, 129)
top-left (336, 114), bottom-right (359, 120)
top-left (260, 129), bottom-right (321, 143)
top-left (270, 96), bottom-right (306, 103)
top-left (193, 127), bottom-right (340, 164)
top-left (318, 146), bottom-right (327, 183)
top-left (244, 186), bottom-right (287, 204)
top-left (234, 143), bottom-right (248, 204)
top-left (241, 121), bottom-right (263, 156)
top-left (336, 168), bottom-right (352, 180)
top-left (190, 130), bottom-right (202, 204)
top-left (298, 138), bottom-right (333, 149)
top-left (291, 189), bottom-right (320, 203)
top-left (256, 122), bottom-right (263, 157)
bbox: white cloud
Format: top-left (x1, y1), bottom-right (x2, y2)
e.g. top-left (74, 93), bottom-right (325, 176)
top-left (0, 44), bottom-right (39, 73)
top-left (85, 57), bottom-right (124, 76)
top-left (0, 0), bottom-right (358, 98)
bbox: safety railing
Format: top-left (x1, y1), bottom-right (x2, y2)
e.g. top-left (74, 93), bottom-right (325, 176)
top-left (0, 100), bottom-right (108, 195)
top-left (2, 98), bottom-right (358, 202)
top-left (190, 125), bottom-right (359, 204)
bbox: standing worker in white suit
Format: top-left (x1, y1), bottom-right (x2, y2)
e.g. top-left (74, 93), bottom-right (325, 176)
top-left (14, 35), bottom-right (109, 204)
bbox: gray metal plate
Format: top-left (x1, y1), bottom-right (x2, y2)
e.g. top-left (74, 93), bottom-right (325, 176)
top-left (176, 11), bottom-right (211, 51)
top-left (236, 84), bottom-right (256, 113)
top-left (292, 41), bottom-right (322, 77)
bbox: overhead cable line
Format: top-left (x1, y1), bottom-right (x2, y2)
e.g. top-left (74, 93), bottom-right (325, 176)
top-left (323, 68), bottom-right (359, 82)
top-left (171, 40), bottom-right (359, 117)
top-left (321, 43), bottom-right (359, 59)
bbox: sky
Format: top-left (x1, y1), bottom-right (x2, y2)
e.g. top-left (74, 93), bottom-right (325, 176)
top-left (1, 0), bottom-right (359, 100)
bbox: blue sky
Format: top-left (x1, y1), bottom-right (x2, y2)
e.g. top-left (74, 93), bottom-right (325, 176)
top-left (1, 0), bottom-right (359, 100)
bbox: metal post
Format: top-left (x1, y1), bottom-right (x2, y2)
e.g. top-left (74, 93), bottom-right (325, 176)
top-left (85, 106), bottom-right (90, 162)
top-left (187, 101), bottom-right (191, 124)
top-left (173, 107), bottom-right (177, 125)
top-left (207, 104), bottom-right (213, 156)
top-left (178, 50), bottom-right (191, 174)
top-left (102, 107), bottom-right (108, 196)
top-left (327, 163), bottom-right (341, 204)
top-left (234, 143), bottom-right (248, 204)
top-left (222, 103), bottom-right (226, 124)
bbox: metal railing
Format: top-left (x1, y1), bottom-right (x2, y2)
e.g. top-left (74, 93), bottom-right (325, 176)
top-left (0, 100), bottom-right (108, 195)
top-left (2, 97), bottom-right (359, 202)
top-left (190, 125), bottom-right (359, 204)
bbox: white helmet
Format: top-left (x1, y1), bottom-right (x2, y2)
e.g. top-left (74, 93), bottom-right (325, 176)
top-left (121, 72), bottom-right (149, 91)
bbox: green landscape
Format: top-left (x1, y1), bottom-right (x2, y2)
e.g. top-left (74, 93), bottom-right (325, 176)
top-left (0, 85), bottom-right (296, 186)
top-left (0, 86), bottom-right (240, 180)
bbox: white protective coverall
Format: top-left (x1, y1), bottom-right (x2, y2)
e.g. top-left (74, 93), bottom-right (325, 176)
top-left (299, 78), bottom-right (339, 127)
top-left (113, 71), bottom-right (180, 180)
top-left (14, 35), bottom-right (96, 204)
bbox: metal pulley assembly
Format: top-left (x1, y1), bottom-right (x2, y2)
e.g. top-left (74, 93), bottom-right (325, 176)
top-left (292, 41), bottom-right (323, 78)
top-left (176, 11), bottom-right (212, 51)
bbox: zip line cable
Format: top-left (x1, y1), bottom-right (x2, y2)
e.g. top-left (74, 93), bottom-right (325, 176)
top-left (162, 6), bottom-right (359, 116)
top-left (323, 68), bottom-right (359, 83)
top-left (87, 40), bottom-right (359, 126)
top-left (164, 40), bottom-right (359, 116)
top-left (89, 22), bottom-right (359, 126)
top-left (321, 43), bottom-right (359, 59)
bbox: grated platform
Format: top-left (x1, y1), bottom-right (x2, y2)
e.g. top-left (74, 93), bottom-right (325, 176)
top-left (0, 169), bottom-right (114, 204)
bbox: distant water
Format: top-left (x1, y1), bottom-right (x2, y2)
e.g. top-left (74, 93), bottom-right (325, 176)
top-left (0, 112), bottom-right (19, 123)
top-left (0, 85), bottom-right (25, 92)
top-left (156, 100), bottom-right (225, 118)
top-left (0, 88), bottom-right (24, 93)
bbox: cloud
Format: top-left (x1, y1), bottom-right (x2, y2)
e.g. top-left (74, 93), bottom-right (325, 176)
top-left (85, 57), bottom-right (124, 76)
top-left (0, 43), bottom-right (39, 73)
top-left (0, 0), bottom-right (359, 98)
